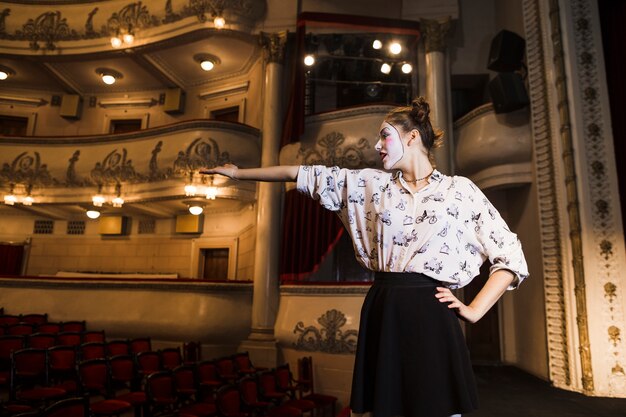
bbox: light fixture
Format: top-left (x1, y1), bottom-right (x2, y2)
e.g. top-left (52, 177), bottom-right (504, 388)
top-left (22, 195), bottom-right (34, 206)
top-left (86, 210), bottom-right (101, 219)
top-left (122, 33), bottom-right (135, 45)
top-left (389, 42), bottom-right (402, 55)
top-left (401, 63), bottom-right (413, 74)
top-left (372, 39), bottom-right (383, 50)
top-left (304, 55), bottom-right (315, 66)
top-left (380, 63), bottom-right (392, 74)
top-left (3, 193), bottom-right (16, 206)
top-left (205, 186), bottom-right (218, 200)
top-left (189, 204), bottom-right (204, 215)
top-left (92, 194), bottom-right (105, 207)
top-left (110, 36), bottom-right (123, 48)
top-left (194, 54), bottom-right (221, 72)
top-left (184, 184), bottom-right (197, 196)
top-left (112, 196), bottom-right (124, 208)
top-left (0, 65), bottom-right (15, 81)
top-left (96, 68), bottom-right (123, 85)
top-left (213, 16), bottom-right (226, 29)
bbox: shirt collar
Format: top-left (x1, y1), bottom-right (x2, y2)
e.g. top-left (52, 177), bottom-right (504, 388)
top-left (393, 169), bottom-right (442, 184)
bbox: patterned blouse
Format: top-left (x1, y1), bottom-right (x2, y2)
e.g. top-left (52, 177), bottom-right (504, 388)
top-left (296, 165), bottom-right (529, 290)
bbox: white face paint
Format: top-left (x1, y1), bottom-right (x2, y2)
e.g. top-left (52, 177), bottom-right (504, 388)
top-left (375, 122), bottom-right (405, 170)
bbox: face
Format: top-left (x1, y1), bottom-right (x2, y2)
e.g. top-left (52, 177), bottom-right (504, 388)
top-left (375, 122), bottom-right (405, 170)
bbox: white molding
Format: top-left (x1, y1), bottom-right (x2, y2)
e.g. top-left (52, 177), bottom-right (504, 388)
top-left (0, 95), bottom-right (45, 107)
top-left (198, 82), bottom-right (249, 101)
top-left (98, 98), bottom-right (157, 108)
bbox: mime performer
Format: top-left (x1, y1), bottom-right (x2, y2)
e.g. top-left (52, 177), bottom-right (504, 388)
top-left (201, 97), bottom-right (529, 417)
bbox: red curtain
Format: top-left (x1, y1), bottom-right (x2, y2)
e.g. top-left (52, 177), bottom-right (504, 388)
top-left (0, 244), bottom-right (24, 275)
top-left (280, 189), bottom-right (344, 282)
top-left (599, 0), bottom-right (626, 240)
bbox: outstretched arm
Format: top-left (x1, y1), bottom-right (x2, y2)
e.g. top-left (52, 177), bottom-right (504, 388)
top-left (199, 164), bottom-right (299, 182)
top-left (435, 269), bottom-right (516, 323)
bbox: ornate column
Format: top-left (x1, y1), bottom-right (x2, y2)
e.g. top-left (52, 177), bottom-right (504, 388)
top-left (421, 18), bottom-right (453, 174)
top-left (239, 31), bottom-right (287, 368)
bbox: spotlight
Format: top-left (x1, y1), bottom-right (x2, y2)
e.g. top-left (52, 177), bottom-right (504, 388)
top-left (96, 68), bottom-right (123, 85)
top-left (189, 205), bottom-right (204, 215)
top-left (86, 210), bottom-right (101, 219)
top-left (110, 36), bottom-right (123, 48)
top-left (214, 16), bottom-right (225, 29)
top-left (401, 63), bottom-right (413, 74)
top-left (389, 42), bottom-right (402, 55)
top-left (372, 39), bottom-right (382, 50)
top-left (380, 63), bottom-right (392, 74)
top-left (304, 55), bottom-right (315, 66)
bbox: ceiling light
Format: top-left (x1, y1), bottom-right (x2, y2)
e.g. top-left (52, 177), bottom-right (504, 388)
top-left (200, 60), bottom-right (214, 71)
top-left (304, 55), bottom-right (315, 66)
top-left (22, 195), bottom-right (34, 206)
top-left (194, 54), bottom-right (221, 72)
top-left (96, 68), bottom-right (123, 85)
top-left (189, 205), bottom-right (204, 215)
top-left (122, 33), bottom-right (134, 45)
top-left (372, 39), bottom-right (382, 50)
top-left (110, 37), bottom-right (123, 48)
top-left (380, 63), bottom-right (392, 74)
top-left (389, 42), bottom-right (402, 55)
top-left (401, 63), bottom-right (413, 74)
top-left (86, 210), bottom-right (101, 219)
top-left (213, 16), bottom-right (226, 29)
top-left (0, 65), bottom-right (15, 81)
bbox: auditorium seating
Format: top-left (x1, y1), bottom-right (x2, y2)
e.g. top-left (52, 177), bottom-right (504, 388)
top-left (0, 309), bottom-right (340, 417)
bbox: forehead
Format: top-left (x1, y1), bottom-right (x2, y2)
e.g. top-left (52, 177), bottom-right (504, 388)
top-left (379, 121), bottom-right (398, 133)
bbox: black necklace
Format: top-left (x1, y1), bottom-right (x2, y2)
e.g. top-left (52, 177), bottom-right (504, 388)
top-left (403, 170), bottom-right (433, 183)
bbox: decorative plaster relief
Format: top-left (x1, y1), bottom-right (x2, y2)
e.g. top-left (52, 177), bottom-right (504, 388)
top-left (293, 309), bottom-right (358, 355)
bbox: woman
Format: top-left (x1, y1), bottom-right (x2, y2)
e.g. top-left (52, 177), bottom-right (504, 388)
top-left (201, 97), bottom-right (529, 417)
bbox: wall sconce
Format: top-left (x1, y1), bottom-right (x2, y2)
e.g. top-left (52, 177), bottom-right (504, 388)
top-left (96, 68), bottom-right (123, 85)
top-left (3, 192), bottom-right (16, 206)
top-left (0, 65), bottom-right (15, 81)
top-left (205, 186), bottom-right (218, 200)
top-left (3, 184), bottom-right (35, 206)
top-left (194, 54), bottom-right (221, 72)
top-left (111, 183), bottom-right (124, 208)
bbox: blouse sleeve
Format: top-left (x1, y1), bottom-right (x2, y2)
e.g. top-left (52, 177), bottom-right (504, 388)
top-left (468, 179), bottom-right (530, 290)
top-left (296, 165), bottom-right (349, 212)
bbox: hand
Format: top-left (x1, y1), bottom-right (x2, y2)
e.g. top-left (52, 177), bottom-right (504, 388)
top-left (435, 287), bottom-right (482, 323)
top-left (199, 163), bottom-right (238, 179)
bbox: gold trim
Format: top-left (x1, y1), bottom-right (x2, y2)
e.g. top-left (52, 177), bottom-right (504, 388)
top-left (549, 0), bottom-right (594, 393)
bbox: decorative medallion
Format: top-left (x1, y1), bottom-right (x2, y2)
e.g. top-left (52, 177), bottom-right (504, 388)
top-left (173, 137), bottom-right (231, 174)
top-left (0, 152), bottom-right (55, 186)
top-left (293, 309), bottom-right (358, 354)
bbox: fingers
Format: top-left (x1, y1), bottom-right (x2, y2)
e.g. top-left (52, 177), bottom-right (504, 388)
top-left (435, 287), bottom-right (460, 308)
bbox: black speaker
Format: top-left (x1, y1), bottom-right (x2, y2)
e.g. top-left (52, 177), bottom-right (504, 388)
top-left (488, 72), bottom-right (529, 113)
top-left (487, 30), bottom-right (525, 72)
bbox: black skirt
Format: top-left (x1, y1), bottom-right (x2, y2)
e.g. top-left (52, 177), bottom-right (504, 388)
top-left (350, 272), bottom-right (479, 417)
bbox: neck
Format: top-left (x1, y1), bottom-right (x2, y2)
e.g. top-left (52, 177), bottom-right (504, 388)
top-left (401, 159), bottom-right (434, 183)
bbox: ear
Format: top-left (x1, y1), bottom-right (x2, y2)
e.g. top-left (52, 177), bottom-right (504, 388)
top-left (407, 129), bottom-right (421, 146)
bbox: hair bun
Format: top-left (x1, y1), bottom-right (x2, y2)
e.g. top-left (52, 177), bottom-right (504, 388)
top-left (411, 97), bottom-right (430, 124)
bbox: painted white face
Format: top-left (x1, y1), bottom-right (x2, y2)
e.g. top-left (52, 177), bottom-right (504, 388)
top-left (375, 122), bottom-right (405, 170)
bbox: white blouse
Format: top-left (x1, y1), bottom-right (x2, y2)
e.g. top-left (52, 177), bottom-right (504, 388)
top-left (296, 165), bottom-right (529, 290)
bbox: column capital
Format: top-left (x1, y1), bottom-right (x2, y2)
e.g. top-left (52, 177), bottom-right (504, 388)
top-left (420, 18), bottom-right (452, 53)
top-left (260, 31), bottom-right (288, 64)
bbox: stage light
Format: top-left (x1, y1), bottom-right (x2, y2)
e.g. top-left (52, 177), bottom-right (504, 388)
top-left (372, 39), bottom-right (382, 50)
top-left (304, 55), bottom-right (315, 66)
top-left (389, 42), bottom-right (402, 55)
top-left (401, 63), bottom-right (413, 74)
top-left (380, 63), bottom-right (392, 74)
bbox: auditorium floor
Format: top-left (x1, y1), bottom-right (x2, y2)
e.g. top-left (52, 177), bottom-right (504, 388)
top-left (472, 365), bottom-right (626, 416)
